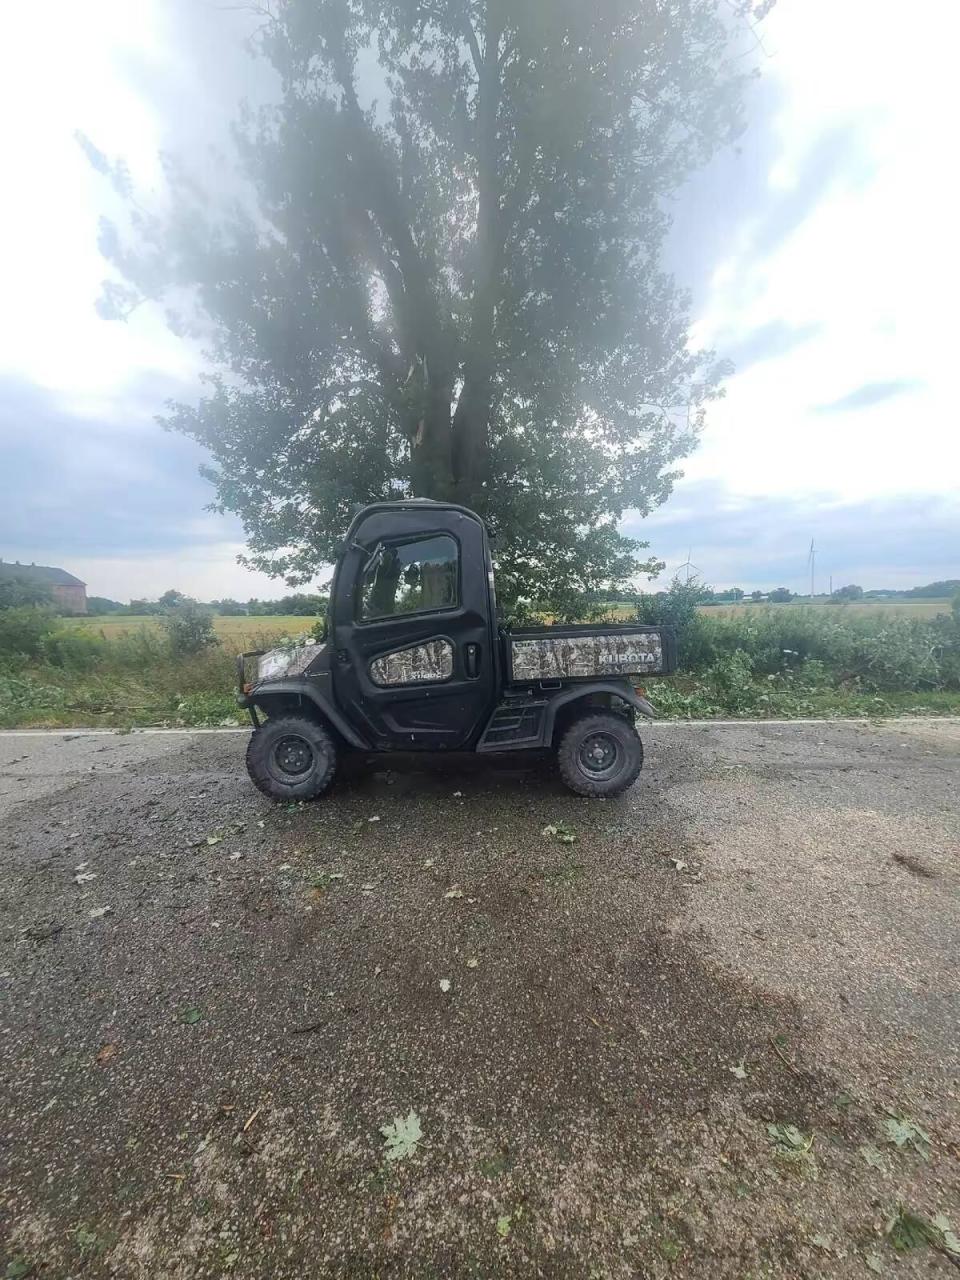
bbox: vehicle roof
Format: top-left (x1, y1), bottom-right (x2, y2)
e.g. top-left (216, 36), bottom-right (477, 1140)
top-left (347, 499), bottom-right (487, 530)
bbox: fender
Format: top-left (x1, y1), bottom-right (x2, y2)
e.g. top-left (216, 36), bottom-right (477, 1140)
top-left (541, 681), bottom-right (655, 743)
top-left (245, 679), bottom-right (370, 749)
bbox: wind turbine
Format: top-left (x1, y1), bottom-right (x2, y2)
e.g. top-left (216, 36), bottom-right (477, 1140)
top-left (807, 539), bottom-right (816, 600)
top-left (678, 548), bottom-right (702, 586)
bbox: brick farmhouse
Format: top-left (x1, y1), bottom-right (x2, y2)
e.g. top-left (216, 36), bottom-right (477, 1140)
top-left (0, 561), bottom-right (87, 614)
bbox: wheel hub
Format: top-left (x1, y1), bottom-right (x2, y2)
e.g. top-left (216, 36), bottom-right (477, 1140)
top-left (579, 732), bottom-right (619, 775)
top-left (273, 735), bottom-right (314, 776)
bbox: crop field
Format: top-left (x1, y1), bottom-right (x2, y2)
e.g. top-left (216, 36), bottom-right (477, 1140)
top-left (63, 599), bottom-right (954, 642)
top-left (63, 614), bottom-right (313, 648)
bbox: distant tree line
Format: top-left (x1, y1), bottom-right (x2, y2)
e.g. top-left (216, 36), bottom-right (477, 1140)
top-left (86, 589), bottom-right (330, 617)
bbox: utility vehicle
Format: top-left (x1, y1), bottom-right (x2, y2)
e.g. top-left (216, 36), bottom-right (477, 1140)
top-left (237, 501), bottom-right (675, 800)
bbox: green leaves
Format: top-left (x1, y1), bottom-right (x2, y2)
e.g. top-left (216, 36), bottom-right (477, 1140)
top-left (885, 1207), bottom-right (960, 1262)
top-left (886, 1206), bottom-right (938, 1252)
top-left (882, 1112), bottom-right (931, 1157)
top-left (380, 1110), bottom-right (423, 1162)
top-left (933, 1215), bottom-right (960, 1257)
top-left (859, 1143), bottom-right (885, 1170)
top-left (180, 1006), bottom-right (203, 1026)
top-left (541, 821), bottom-right (576, 844)
top-left (767, 1123), bottom-right (818, 1178)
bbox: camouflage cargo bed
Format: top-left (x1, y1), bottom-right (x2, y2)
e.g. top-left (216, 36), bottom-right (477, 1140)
top-left (506, 625), bottom-right (675, 682)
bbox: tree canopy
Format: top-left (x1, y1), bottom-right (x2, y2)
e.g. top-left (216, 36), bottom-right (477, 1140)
top-left (93, 0), bottom-right (768, 606)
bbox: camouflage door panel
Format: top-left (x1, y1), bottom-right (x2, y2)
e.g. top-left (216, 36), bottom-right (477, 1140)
top-left (369, 638), bottom-right (455, 686)
top-left (510, 632), bottom-right (664, 680)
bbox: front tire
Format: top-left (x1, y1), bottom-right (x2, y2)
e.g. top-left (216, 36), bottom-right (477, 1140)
top-left (557, 712), bottom-right (643, 797)
top-left (245, 715), bottom-right (338, 801)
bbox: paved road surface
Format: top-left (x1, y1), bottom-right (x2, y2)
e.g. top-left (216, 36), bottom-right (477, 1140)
top-left (1, 722), bottom-right (958, 1277)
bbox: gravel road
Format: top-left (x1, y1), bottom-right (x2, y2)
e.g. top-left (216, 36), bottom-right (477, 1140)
top-left (1, 722), bottom-right (958, 1278)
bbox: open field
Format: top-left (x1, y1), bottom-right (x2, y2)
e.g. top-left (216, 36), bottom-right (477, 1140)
top-left (2, 721), bottom-right (958, 1277)
top-left (64, 614), bottom-right (313, 647)
top-left (63, 598), bottom-right (956, 640)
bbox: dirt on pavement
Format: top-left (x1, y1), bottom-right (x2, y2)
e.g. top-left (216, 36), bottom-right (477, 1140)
top-left (0, 722), bottom-right (958, 1278)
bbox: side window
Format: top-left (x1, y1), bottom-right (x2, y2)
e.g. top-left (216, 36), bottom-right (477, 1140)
top-left (359, 534), bottom-right (459, 621)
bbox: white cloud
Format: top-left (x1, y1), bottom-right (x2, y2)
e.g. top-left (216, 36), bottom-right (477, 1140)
top-left (0, 0), bottom-right (197, 401)
top-left (688, 0), bottom-right (960, 503)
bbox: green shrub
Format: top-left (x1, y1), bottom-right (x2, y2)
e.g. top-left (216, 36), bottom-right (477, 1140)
top-left (680, 607), bottom-right (960, 692)
top-left (0, 607), bottom-right (60, 658)
top-left (108, 627), bottom-right (171, 668)
top-left (162, 603), bottom-right (219, 657)
top-left (633, 579), bottom-right (711, 666)
top-left (0, 672), bottom-right (69, 725)
top-left (40, 628), bottom-right (109, 670)
top-left (703, 650), bottom-right (763, 712)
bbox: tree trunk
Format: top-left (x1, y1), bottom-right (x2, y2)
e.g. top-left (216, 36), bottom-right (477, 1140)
top-left (409, 369), bottom-right (455, 500)
top-left (451, 0), bottom-right (504, 514)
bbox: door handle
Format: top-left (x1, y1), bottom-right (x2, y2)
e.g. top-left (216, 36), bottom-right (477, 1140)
top-left (464, 643), bottom-right (480, 679)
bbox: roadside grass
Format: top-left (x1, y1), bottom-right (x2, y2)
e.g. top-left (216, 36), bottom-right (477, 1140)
top-left (2, 601), bottom-right (959, 728)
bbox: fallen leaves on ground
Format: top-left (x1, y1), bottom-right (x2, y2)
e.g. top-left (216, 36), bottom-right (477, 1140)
top-left (767, 1123), bottom-right (818, 1178)
top-left (439, 978), bottom-right (451, 993)
top-left (541, 821), bottom-right (576, 844)
top-left (883, 1112), bottom-right (931, 1157)
top-left (443, 885), bottom-right (464, 899)
top-left (886, 1205), bottom-right (938, 1252)
top-left (180, 1007), bottom-right (203, 1026)
top-left (380, 1110), bottom-right (422, 1162)
top-left (95, 1043), bottom-right (117, 1065)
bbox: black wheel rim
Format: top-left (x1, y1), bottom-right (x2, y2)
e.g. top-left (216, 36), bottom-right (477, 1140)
top-left (578, 731), bottom-right (621, 780)
top-left (272, 734), bottom-right (315, 779)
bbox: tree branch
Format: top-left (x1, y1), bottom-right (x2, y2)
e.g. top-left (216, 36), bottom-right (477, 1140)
top-left (464, 16), bottom-right (483, 76)
top-left (332, 58), bottom-right (448, 377)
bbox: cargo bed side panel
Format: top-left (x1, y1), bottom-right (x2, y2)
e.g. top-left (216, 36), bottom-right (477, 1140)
top-left (507, 625), bottom-right (674, 682)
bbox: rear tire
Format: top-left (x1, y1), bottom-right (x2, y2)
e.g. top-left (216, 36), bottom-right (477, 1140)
top-left (245, 715), bottom-right (337, 801)
top-left (557, 712), bottom-right (643, 797)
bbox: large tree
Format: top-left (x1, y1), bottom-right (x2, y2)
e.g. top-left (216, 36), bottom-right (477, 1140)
top-left (94, 0), bottom-right (767, 606)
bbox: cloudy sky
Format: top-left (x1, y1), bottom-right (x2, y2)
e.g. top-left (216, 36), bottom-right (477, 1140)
top-left (0, 0), bottom-right (957, 601)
